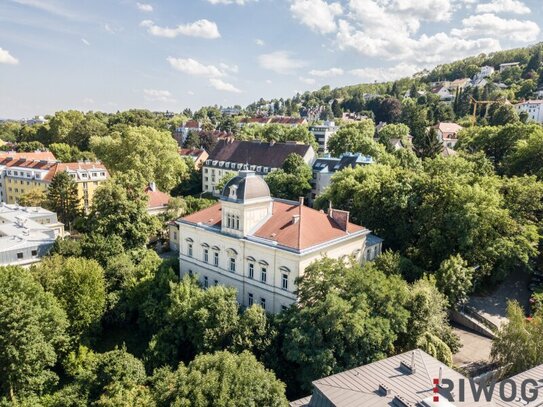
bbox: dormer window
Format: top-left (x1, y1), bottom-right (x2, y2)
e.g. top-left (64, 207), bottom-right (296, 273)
top-left (229, 185), bottom-right (238, 200)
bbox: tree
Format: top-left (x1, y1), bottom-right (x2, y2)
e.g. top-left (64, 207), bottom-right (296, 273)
top-left (90, 126), bottom-right (188, 192)
top-left (151, 351), bottom-right (288, 407)
top-left (46, 171), bottom-right (81, 231)
top-left (503, 130), bottom-right (543, 179)
top-left (326, 120), bottom-right (375, 157)
top-left (87, 173), bottom-right (158, 250)
top-left (489, 104), bottom-right (520, 126)
top-left (331, 99), bottom-right (342, 118)
top-left (276, 258), bottom-right (412, 393)
top-left (31, 255), bottom-right (106, 342)
top-left (491, 301), bottom-right (543, 376)
top-left (435, 255), bottom-right (474, 308)
top-left (171, 157), bottom-right (202, 196)
top-left (376, 97), bottom-right (402, 123)
top-left (377, 123), bottom-right (410, 151)
top-left (0, 266), bottom-right (68, 400)
top-left (49, 143), bottom-right (73, 162)
top-left (413, 127), bottom-right (443, 158)
top-left (265, 153), bottom-right (312, 200)
top-left (18, 187), bottom-right (47, 207)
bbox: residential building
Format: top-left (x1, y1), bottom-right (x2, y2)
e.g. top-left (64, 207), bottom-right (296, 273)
top-left (0, 156), bottom-right (109, 212)
top-left (514, 100), bottom-right (543, 123)
top-left (202, 140), bottom-right (316, 194)
top-left (309, 121), bottom-right (339, 154)
top-left (311, 153), bottom-right (373, 202)
top-left (221, 107), bottom-right (241, 116)
top-left (173, 120), bottom-right (201, 145)
top-left (238, 117), bottom-right (271, 127)
top-left (434, 122), bottom-right (463, 148)
top-left (175, 170), bottom-right (382, 314)
top-left (449, 78), bottom-right (470, 91)
top-left (238, 116), bottom-right (307, 128)
top-left (431, 85), bottom-right (454, 102)
top-left (0, 203), bottom-right (64, 266)
top-left (290, 349), bottom-right (543, 406)
top-left (179, 148), bottom-right (209, 168)
top-left (474, 65), bottom-right (495, 80)
top-left (499, 62), bottom-right (520, 72)
top-left (145, 182), bottom-right (171, 216)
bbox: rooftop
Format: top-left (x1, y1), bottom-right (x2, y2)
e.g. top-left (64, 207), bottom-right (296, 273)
top-left (207, 139), bottom-right (313, 169)
top-left (181, 199), bottom-right (366, 252)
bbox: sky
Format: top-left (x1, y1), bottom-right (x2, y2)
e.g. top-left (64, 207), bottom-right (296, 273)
top-left (0, 0), bottom-right (542, 119)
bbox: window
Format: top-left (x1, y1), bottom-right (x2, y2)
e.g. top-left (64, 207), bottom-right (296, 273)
top-left (227, 214), bottom-right (231, 228)
top-left (229, 258), bottom-right (236, 272)
top-left (189, 269), bottom-right (193, 276)
top-left (282, 274), bottom-right (288, 290)
top-left (248, 293), bottom-right (254, 306)
top-left (31, 250), bottom-right (38, 256)
top-left (248, 263), bottom-right (254, 279)
top-left (204, 248), bottom-right (209, 263)
top-left (17, 252), bottom-right (23, 259)
top-left (261, 267), bottom-right (267, 283)
top-left (214, 280), bottom-right (218, 286)
top-left (188, 243), bottom-right (193, 257)
top-left (281, 305), bottom-right (288, 311)
top-left (214, 252), bottom-right (219, 266)
top-left (260, 297), bottom-right (266, 310)
top-left (173, 231), bottom-right (177, 240)
top-left (235, 216), bottom-right (240, 230)
top-left (204, 276), bottom-right (208, 288)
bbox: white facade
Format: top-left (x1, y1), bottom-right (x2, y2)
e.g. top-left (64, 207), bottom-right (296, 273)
top-left (177, 171), bottom-right (380, 314)
top-left (514, 100), bottom-right (543, 123)
top-left (309, 121), bottom-right (339, 154)
top-left (0, 203), bottom-right (64, 266)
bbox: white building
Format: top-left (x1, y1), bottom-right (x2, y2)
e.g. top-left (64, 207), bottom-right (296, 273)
top-left (309, 121), bottom-right (339, 154)
top-left (0, 203), bottom-right (64, 266)
top-left (202, 140), bottom-right (316, 195)
top-left (499, 62), bottom-right (520, 72)
top-left (175, 170), bottom-right (382, 313)
top-left (514, 100), bottom-right (543, 123)
top-left (311, 153), bottom-right (373, 202)
top-left (434, 122), bottom-right (463, 148)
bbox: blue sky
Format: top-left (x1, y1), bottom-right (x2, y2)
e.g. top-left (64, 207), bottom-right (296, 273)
top-left (1, 0), bottom-right (542, 119)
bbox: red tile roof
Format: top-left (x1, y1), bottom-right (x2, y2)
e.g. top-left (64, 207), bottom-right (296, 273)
top-left (145, 186), bottom-right (171, 209)
top-left (42, 162), bottom-right (108, 182)
top-left (0, 151), bottom-right (56, 161)
top-left (436, 122), bottom-right (463, 136)
top-left (183, 120), bottom-right (200, 128)
top-left (179, 148), bottom-right (206, 158)
top-left (181, 200), bottom-right (366, 251)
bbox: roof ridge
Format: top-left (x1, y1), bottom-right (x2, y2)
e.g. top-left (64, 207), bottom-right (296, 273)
top-left (297, 202), bottom-right (303, 249)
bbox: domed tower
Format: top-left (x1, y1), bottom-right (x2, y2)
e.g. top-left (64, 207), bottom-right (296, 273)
top-left (220, 170), bottom-right (273, 237)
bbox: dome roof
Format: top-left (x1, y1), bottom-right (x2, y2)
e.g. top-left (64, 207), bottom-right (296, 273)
top-left (221, 170), bottom-right (270, 203)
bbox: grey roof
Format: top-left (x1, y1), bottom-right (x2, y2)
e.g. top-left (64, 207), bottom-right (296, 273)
top-left (220, 170), bottom-right (271, 203)
top-left (366, 233), bottom-right (384, 247)
top-left (208, 139), bottom-right (313, 168)
top-left (313, 153), bottom-right (373, 174)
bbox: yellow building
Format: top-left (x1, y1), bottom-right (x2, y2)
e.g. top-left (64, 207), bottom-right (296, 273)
top-left (0, 153), bottom-right (109, 212)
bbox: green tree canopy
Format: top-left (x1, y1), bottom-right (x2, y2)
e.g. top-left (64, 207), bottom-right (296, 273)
top-left (46, 171), bottom-right (81, 230)
top-left (265, 153), bottom-right (312, 200)
top-left (326, 119), bottom-right (375, 157)
top-left (90, 126), bottom-right (188, 191)
top-left (0, 266), bottom-right (68, 401)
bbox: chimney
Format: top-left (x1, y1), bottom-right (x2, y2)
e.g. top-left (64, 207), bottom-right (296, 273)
top-left (298, 197), bottom-right (304, 206)
top-left (149, 182), bottom-right (157, 191)
top-left (292, 214), bottom-right (300, 224)
top-left (328, 206), bottom-right (349, 232)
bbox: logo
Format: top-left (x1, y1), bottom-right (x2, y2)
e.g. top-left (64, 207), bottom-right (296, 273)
top-left (432, 377), bottom-right (543, 403)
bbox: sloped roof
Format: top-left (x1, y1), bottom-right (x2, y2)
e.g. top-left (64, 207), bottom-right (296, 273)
top-left (181, 200), bottom-right (365, 251)
top-left (0, 151), bottom-right (56, 161)
top-left (42, 162), bottom-right (108, 182)
top-left (436, 122), bottom-right (463, 135)
top-left (145, 185), bottom-right (171, 209)
top-left (208, 140), bottom-right (313, 169)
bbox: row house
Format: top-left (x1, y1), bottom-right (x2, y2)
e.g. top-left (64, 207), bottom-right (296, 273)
top-left (202, 139), bottom-right (315, 194)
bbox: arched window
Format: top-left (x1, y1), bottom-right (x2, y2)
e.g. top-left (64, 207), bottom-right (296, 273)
top-left (235, 215), bottom-right (240, 230)
top-left (227, 214), bottom-right (231, 228)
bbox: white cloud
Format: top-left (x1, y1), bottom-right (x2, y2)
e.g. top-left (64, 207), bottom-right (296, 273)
top-left (0, 47), bottom-right (19, 65)
top-left (140, 19), bottom-right (220, 39)
top-left (258, 51), bottom-right (306, 74)
top-left (187, 90), bottom-right (195, 95)
top-left (207, 0), bottom-right (256, 4)
top-left (452, 14), bottom-right (540, 42)
top-left (9, 0), bottom-right (80, 20)
top-left (388, 0), bottom-right (453, 22)
top-left (299, 77), bottom-right (316, 85)
top-left (219, 62), bottom-right (239, 73)
top-left (290, 0), bottom-right (342, 34)
top-left (143, 89), bottom-right (175, 102)
top-left (136, 2), bottom-right (153, 12)
top-left (81, 38), bottom-right (90, 46)
top-left (265, 79), bottom-right (272, 84)
top-left (309, 67), bottom-right (344, 77)
top-left (167, 57), bottom-right (224, 77)
top-left (255, 38), bottom-right (265, 46)
top-left (475, 0), bottom-right (530, 14)
top-left (209, 78), bottom-right (242, 93)
top-left (350, 63), bottom-right (420, 82)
